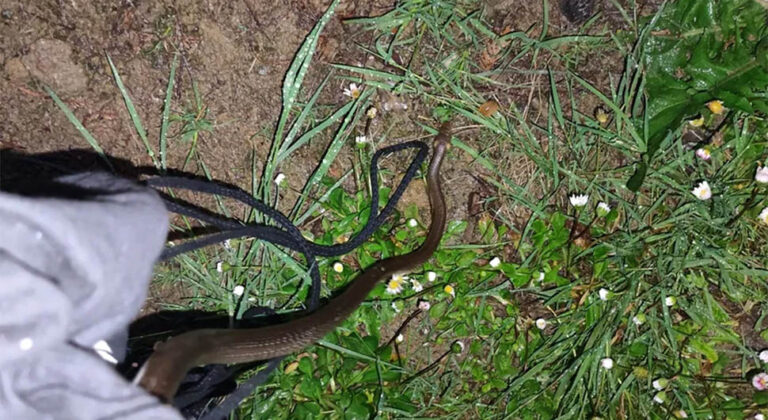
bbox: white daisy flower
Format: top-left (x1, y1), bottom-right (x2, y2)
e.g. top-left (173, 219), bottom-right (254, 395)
top-left (274, 173), bottom-right (286, 186)
top-left (760, 207), bottom-right (768, 225)
top-left (652, 378), bottom-right (669, 390)
top-left (600, 357), bottom-right (613, 370)
top-left (233, 285), bottom-right (245, 297)
top-left (535, 318), bottom-right (547, 330)
top-left (392, 273), bottom-right (408, 283)
top-left (758, 167), bottom-right (768, 184)
top-left (427, 271), bottom-right (437, 282)
top-left (418, 300), bottom-right (431, 311)
top-left (597, 202), bottom-right (611, 217)
top-left (753, 372), bottom-right (768, 390)
top-left (537, 272), bottom-right (545, 282)
top-left (489, 257), bottom-right (501, 268)
top-left (653, 391), bottom-right (667, 404)
top-left (216, 261), bottom-right (223, 273)
top-left (760, 350), bottom-right (768, 363)
top-left (569, 194), bottom-right (589, 208)
top-left (691, 181), bottom-right (712, 200)
top-left (444, 284), bottom-right (455, 298)
top-left (343, 82), bottom-right (362, 99)
top-left (333, 262), bottom-right (344, 273)
top-left (408, 218), bottom-right (418, 228)
top-left (755, 414), bottom-right (765, 420)
top-left (386, 275), bottom-right (405, 295)
top-left (598, 288), bottom-right (610, 301)
top-left (410, 279), bottom-right (423, 292)
top-left (673, 410), bottom-right (688, 419)
top-left (395, 334), bottom-right (404, 343)
top-left (632, 314), bottom-right (646, 326)
top-left (665, 296), bottom-right (677, 307)
top-left (355, 135), bottom-right (368, 145)
top-left (695, 148), bottom-right (711, 160)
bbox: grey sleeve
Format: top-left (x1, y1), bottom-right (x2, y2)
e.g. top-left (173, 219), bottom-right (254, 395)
top-left (0, 172), bottom-right (182, 420)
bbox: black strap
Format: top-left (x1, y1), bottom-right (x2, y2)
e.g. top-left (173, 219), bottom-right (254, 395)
top-left (145, 140), bottom-right (428, 419)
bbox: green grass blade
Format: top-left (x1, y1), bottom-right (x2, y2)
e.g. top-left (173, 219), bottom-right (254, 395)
top-left (106, 54), bottom-right (159, 168)
top-left (261, 0), bottom-right (340, 202)
top-left (44, 86), bottom-right (114, 171)
top-left (160, 54), bottom-right (179, 171)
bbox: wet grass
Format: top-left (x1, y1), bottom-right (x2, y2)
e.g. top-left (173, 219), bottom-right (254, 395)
top-left (50, 0), bottom-right (768, 418)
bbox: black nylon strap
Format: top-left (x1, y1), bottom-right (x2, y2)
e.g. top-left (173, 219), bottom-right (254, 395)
top-left (145, 140), bottom-right (428, 419)
top-left (147, 140), bottom-right (428, 258)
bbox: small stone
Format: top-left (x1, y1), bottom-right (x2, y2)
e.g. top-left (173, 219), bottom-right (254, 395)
top-left (4, 57), bottom-right (30, 83)
top-left (22, 39), bottom-right (88, 95)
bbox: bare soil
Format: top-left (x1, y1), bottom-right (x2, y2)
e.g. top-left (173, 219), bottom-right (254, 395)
top-left (0, 0), bottom-right (656, 308)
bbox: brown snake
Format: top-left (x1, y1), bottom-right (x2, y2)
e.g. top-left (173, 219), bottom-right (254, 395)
top-left (137, 122), bottom-right (452, 402)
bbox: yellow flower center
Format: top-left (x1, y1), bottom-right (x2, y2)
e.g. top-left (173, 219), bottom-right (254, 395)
top-left (388, 280), bottom-right (400, 290)
top-left (444, 285), bottom-right (454, 294)
top-left (689, 116), bottom-right (705, 127)
top-left (707, 100), bottom-right (724, 115)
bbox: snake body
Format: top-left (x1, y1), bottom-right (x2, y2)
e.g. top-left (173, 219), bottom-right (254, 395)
top-left (138, 122), bottom-right (452, 402)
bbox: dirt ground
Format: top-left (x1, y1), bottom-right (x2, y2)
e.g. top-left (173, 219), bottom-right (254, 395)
top-left (0, 0), bottom-right (659, 208)
top-left (0, 0), bottom-right (658, 303)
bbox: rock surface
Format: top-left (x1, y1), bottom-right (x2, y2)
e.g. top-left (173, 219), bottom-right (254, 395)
top-left (4, 57), bottom-right (29, 83)
top-left (22, 39), bottom-right (87, 95)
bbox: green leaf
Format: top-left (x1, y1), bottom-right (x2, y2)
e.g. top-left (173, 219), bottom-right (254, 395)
top-left (345, 400), bottom-right (370, 420)
top-left (754, 391), bottom-right (768, 405)
top-left (720, 399), bottom-right (745, 420)
top-left (298, 356), bottom-right (314, 375)
top-left (629, 0), bottom-right (768, 190)
top-left (688, 338), bottom-right (719, 363)
top-left (300, 376), bottom-right (323, 400)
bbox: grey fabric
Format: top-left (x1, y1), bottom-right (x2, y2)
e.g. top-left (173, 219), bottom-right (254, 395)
top-left (0, 172), bottom-right (182, 420)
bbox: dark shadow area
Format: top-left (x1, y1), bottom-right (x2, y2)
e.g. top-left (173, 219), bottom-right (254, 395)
top-left (0, 148), bottom-right (139, 197)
